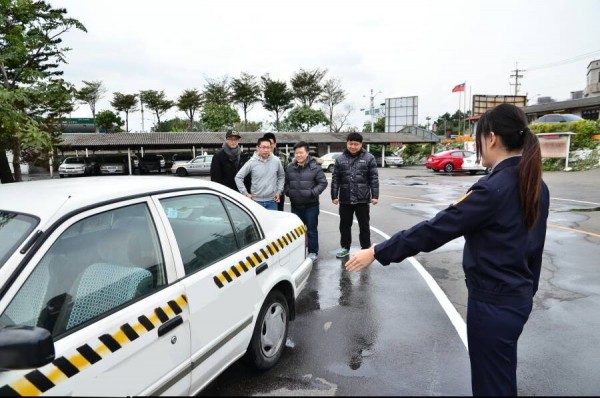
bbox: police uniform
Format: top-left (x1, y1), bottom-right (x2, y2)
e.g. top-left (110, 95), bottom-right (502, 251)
top-left (373, 156), bottom-right (550, 396)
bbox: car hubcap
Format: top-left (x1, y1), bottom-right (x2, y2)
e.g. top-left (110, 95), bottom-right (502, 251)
top-left (260, 302), bottom-right (286, 358)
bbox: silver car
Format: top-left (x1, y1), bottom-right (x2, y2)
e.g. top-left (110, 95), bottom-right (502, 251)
top-left (172, 155), bottom-right (214, 177)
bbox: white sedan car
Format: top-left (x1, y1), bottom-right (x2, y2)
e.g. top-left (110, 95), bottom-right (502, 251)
top-left (461, 153), bottom-right (489, 175)
top-left (0, 177), bottom-right (312, 396)
top-left (171, 155), bottom-right (213, 177)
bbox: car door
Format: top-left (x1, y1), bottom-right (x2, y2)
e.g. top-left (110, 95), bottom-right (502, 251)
top-left (153, 191), bottom-right (268, 393)
top-left (187, 156), bottom-right (206, 175)
top-left (0, 199), bottom-right (191, 396)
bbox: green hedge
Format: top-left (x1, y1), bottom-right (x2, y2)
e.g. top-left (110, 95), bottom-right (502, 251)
top-left (530, 119), bottom-right (600, 150)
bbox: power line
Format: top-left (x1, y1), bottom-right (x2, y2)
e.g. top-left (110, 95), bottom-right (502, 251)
top-left (526, 49), bottom-right (600, 71)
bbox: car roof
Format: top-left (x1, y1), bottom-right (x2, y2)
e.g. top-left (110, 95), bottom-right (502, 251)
top-left (0, 177), bottom-right (225, 223)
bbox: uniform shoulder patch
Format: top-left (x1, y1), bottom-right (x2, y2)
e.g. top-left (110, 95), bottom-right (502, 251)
top-left (452, 190), bottom-right (473, 206)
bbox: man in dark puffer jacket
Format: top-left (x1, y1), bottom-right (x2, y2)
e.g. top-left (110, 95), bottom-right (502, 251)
top-left (331, 132), bottom-right (379, 258)
top-left (285, 141), bottom-right (328, 261)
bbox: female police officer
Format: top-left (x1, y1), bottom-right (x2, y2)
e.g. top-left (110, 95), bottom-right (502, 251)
top-left (345, 103), bottom-right (550, 396)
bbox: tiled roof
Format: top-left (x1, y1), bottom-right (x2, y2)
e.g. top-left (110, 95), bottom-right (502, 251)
top-left (56, 131), bottom-right (439, 149)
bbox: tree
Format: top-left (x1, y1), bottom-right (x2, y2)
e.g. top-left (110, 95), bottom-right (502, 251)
top-left (284, 106), bottom-right (329, 132)
top-left (203, 77), bottom-right (231, 105)
top-left (232, 120), bottom-right (262, 132)
top-left (261, 74), bottom-right (294, 131)
top-left (201, 103), bottom-right (240, 132)
top-left (176, 89), bottom-right (203, 131)
top-left (74, 80), bottom-right (106, 132)
top-left (140, 90), bottom-right (174, 127)
top-left (0, 0), bottom-right (86, 183)
top-left (230, 72), bottom-right (261, 130)
top-left (320, 78), bottom-right (346, 132)
top-left (330, 104), bottom-right (354, 133)
top-left (110, 92), bottom-right (138, 132)
top-left (95, 110), bottom-right (123, 133)
top-left (290, 68), bottom-right (327, 107)
top-left (153, 117), bottom-right (201, 133)
top-left (363, 117), bottom-right (385, 133)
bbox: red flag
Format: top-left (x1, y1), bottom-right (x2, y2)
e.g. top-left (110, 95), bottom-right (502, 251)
top-left (452, 83), bottom-right (465, 93)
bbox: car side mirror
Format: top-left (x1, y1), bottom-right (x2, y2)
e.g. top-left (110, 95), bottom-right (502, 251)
top-left (0, 326), bottom-right (55, 370)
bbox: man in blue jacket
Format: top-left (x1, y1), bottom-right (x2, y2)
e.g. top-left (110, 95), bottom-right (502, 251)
top-left (285, 141), bottom-right (328, 261)
top-left (331, 132), bottom-right (379, 258)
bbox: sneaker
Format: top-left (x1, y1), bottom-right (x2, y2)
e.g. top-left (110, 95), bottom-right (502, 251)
top-left (335, 248), bottom-right (349, 258)
top-left (308, 253), bottom-right (318, 261)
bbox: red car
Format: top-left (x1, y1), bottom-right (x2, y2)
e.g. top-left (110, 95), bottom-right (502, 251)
top-left (425, 150), bottom-right (475, 173)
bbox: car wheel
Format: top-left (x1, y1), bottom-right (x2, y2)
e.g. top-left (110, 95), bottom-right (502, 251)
top-left (176, 168), bottom-right (188, 177)
top-left (327, 164), bottom-right (334, 173)
top-left (246, 290), bottom-right (289, 370)
top-left (59, 174), bottom-right (64, 178)
top-left (469, 170), bottom-right (477, 175)
top-left (444, 163), bottom-right (454, 173)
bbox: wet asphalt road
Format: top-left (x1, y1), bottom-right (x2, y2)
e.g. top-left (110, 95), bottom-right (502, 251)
top-left (193, 166), bottom-right (600, 396)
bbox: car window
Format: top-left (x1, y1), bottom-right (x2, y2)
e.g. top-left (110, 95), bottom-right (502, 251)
top-left (192, 157), bottom-right (204, 163)
top-left (0, 211), bottom-right (38, 268)
top-left (223, 199), bottom-right (261, 248)
top-left (159, 194), bottom-right (237, 275)
top-left (0, 203), bottom-right (167, 338)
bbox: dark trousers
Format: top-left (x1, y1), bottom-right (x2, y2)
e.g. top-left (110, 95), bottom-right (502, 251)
top-left (291, 204), bottom-right (320, 254)
top-left (467, 297), bottom-right (532, 396)
top-left (277, 192), bottom-right (285, 211)
top-left (339, 203), bottom-right (371, 250)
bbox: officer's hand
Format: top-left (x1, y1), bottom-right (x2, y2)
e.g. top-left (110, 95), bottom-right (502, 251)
top-left (345, 245), bottom-right (375, 272)
top-left (274, 193), bottom-right (280, 202)
top-left (332, 199), bottom-right (339, 205)
top-left (371, 198), bottom-right (379, 205)
top-left (246, 193), bottom-right (253, 200)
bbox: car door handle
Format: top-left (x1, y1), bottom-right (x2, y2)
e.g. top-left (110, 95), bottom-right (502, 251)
top-left (158, 315), bottom-right (183, 337)
top-left (255, 262), bottom-right (268, 275)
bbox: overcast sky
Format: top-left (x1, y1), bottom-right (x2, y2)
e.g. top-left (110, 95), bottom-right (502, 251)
top-left (51, 0), bottom-right (600, 132)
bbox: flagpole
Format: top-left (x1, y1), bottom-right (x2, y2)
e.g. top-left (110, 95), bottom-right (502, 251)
top-left (458, 90), bottom-right (461, 137)
top-left (463, 81), bottom-right (467, 135)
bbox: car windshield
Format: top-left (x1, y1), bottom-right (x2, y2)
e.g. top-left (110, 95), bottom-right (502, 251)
top-left (563, 115), bottom-right (582, 121)
top-left (102, 156), bottom-right (125, 163)
top-left (0, 211), bottom-right (38, 268)
top-left (64, 157), bottom-right (86, 164)
top-left (433, 150), bottom-right (453, 156)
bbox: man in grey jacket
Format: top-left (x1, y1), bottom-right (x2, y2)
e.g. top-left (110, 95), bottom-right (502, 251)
top-left (235, 137), bottom-right (285, 210)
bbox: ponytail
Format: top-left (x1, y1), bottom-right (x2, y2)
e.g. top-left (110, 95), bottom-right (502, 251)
top-left (519, 129), bottom-right (542, 229)
top-left (477, 104), bottom-right (543, 229)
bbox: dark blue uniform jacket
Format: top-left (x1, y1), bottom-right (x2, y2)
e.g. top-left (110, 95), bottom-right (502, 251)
top-left (374, 156), bottom-right (550, 306)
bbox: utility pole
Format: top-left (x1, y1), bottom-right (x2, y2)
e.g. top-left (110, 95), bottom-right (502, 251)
top-left (140, 92), bottom-right (145, 133)
top-left (510, 62), bottom-right (525, 96)
top-left (363, 89), bottom-right (381, 132)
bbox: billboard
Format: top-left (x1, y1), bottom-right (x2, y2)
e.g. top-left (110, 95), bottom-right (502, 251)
top-left (472, 95), bottom-right (527, 116)
top-left (385, 96), bottom-right (418, 132)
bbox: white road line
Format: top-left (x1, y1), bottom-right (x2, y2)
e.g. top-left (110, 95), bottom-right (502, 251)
top-left (320, 209), bottom-right (469, 350)
top-left (550, 197), bottom-right (600, 206)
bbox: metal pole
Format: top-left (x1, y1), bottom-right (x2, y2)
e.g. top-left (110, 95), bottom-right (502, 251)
top-left (370, 89), bottom-right (375, 133)
top-left (49, 152), bottom-right (53, 178)
top-left (140, 93), bottom-right (145, 132)
top-left (565, 134), bottom-right (572, 171)
top-left (127, 148), bottom-right (132, 175)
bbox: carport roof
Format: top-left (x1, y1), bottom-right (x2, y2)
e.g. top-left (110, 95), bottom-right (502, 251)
top-left (56, 131), bottom-right (440, 150)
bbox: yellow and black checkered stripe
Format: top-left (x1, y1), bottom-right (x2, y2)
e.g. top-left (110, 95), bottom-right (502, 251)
top-left (213, 225), bottom-right (307, 289)
top-left (0, 295), bottom-right (188, 397)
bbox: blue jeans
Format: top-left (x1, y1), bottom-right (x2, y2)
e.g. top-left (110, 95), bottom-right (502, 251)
top-left (291, 204), bottom-right (319, 254)
top-left (256, 200), bottom-right (278, 210)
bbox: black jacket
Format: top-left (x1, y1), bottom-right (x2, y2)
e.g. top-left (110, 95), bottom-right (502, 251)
top-left (210, 149), bottom-right (241, 192)
top-left (284, 157), bottom-right (328, 207)
top-left (374, 156), bottom-right (550, 306)
top-left (331, 148), bottom-right (379, 204)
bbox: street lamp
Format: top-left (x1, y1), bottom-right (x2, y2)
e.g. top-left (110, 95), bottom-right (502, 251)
top-left (363, 89), bottom-right (382, 132)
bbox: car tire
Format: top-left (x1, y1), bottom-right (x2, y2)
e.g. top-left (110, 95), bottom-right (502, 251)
top-left (444, 163), bottom-right (454, 173)
top-left (432, 169), bottom-right (439, 172)
top-left (176, 168), bottom-right (188, 177)
top-left (246, 290), bottom-right (289, 370)
top-left (59, 174), bottom-right (64, 178)
top-left (327, 164), bottom-right (334, 173)
top-left (469, 170), bottom-right (477, 175)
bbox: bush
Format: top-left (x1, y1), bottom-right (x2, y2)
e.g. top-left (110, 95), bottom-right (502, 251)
top-left (530, 119), bottom-right (600, 150)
